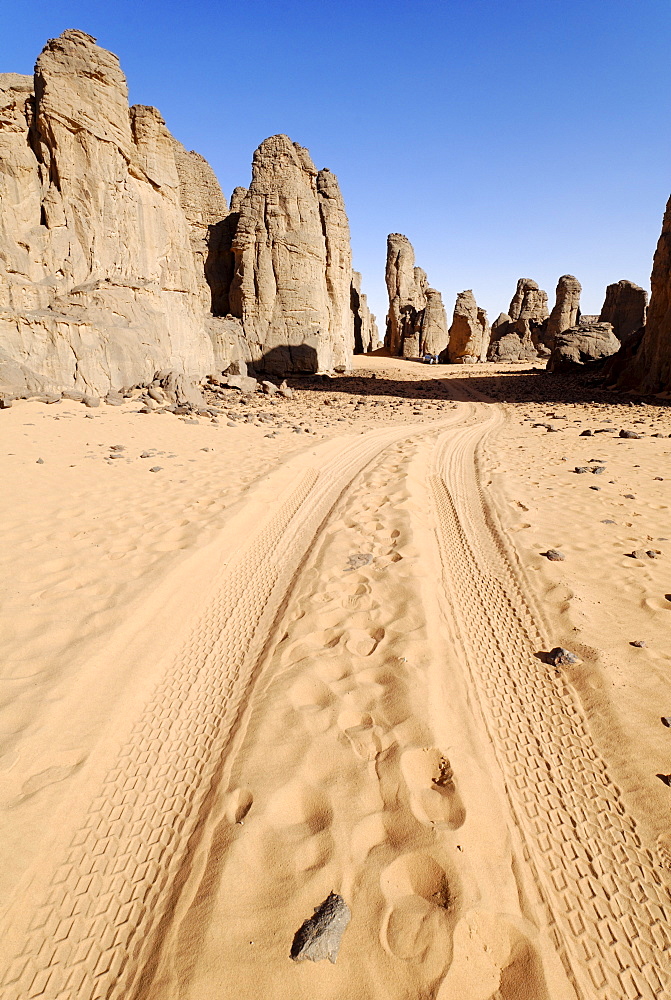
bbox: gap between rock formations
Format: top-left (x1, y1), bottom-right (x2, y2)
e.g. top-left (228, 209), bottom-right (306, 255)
top-left (0, 399), bottom-right (669, 1000)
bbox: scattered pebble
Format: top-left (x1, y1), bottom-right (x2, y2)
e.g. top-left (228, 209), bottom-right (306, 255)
top-left (547, 647), bottom-right (580, 667)
top-left (149, 466), bottom-right (163, 473)
top-left (346, 553), bottom-right (373, 571)
top-left (619, 429), bottom-right (641, 439)
top-left (631, 640), bottom-right (647, 648)
top-left (290, 892), bottom-right (351, 964)
top-left (543, 549), bottom-right (566, 561)
top-left (35, 458), bottom-right (44, 464)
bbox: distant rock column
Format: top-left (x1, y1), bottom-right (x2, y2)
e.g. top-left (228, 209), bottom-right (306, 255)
top-left (546, 275), bottom-right (582, 347)
top-left (419, 288), bottom-right (448, 357)
top-left (229, 135), bottom-right (353, 374)
top-left (488, 278), bottom-right (549, 361)
top-left (351, 271), bottom-right (379, 353)
top-left (384, 234), bottom-right (428, 357)
top-left (446, 290), bottom-right (490, 363)
top-left (599, 279), bottom-right (647, 342)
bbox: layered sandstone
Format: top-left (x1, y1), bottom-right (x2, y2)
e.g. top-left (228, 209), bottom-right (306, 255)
top-left (599, 279), bottom-right (647, 342)
top-left (0, 30), bottom-right (230, 396)
top-left (0, 33), bottom-right (361, 394)
top-left (351, 271), bottom-right (379, 353)
top-left (446, 290), bottom-right (490, 363)
top-left (546, 275), bottom-right (582, 347)
top-left (488, 278), bottom-right (549, 361)
top-left (228, 136), bottom-right (353, 374)
top-left (384, 234), bottom-right (447, 358)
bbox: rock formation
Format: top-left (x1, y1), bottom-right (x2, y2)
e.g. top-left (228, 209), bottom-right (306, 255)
top-left (384, 234), bottom-right (447, 358)
top-left (0, 32), bottom-right (365, 394)
top-left (419, 287), bottom-right (448, 357)
top-left (228, 136), bottom-right (353, 374)
top-left (546, 275), bottom-right (582, 347)
top-left (599, 279), bottom-right (647, 342)
top-left (606, 196), bottom-right (671, 393)
top-left (0, 30), bottom-right (243, 396)
top-left (547, 320), bottom-right (620, 372)
top-left (488, 278), bottom-right (549, 361)
top-left (385, 234), bottom-right (426, 357)
top-left (351, 271), bottom-right (379, 353)
top-left (445, 290), bottom-right (490, 363)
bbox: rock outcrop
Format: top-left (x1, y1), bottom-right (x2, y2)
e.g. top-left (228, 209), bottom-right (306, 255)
top-left (0, 33), bottom-right (363, 394)
top-left (445, 290), bottom-right (490, 363)
top-left (607, 196), bottom-right (671, 393)
top-left (384, 234), bottom-right (448, 358)
top-left (546, 275), bottom-right (582, 347)
top-left (385, 234), bottom-right (426, 357)
top-left (599, 279), bottom-right (647, 342)
top-left (487, 278), bottom-right (549, 361)
top-left (0, 30), bottom-right (240, 396)
top-left (419, 287), bottom-right (448, 357)
top-left (228, 136), bottom-right (353, 374)
top-left (351, 271), bottom-right (379, 353)
top-left (547, 320), bottom-right (620, 372)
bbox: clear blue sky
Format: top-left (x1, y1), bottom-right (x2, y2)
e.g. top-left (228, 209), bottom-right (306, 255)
top-left (4, 0), bottom-right (670, 326)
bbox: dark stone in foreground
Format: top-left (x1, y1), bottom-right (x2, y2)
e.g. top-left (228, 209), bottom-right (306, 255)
top-left (290, 892), bottom-right (351, 964)
top-left (548, 647), bottom-right (580, 667)
top-left (619, 429), bottom-right (642, 439)
top-left (543, 549), bottom-right (566, 561)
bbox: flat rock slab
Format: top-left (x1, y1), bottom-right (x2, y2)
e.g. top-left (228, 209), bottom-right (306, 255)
top-left (290, 891), bottom-right (351, 964)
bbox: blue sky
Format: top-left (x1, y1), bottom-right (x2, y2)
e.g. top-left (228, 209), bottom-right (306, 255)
top-left (4, 0), bottom-right (670, 326)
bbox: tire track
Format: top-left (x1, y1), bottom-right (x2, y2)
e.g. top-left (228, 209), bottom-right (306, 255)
top-left (0, 419), bottom-right (470, 1000)
top-left (430, 410), bottom-right (671, 1000)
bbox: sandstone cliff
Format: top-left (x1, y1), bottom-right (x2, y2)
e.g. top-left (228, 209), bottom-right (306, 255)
top-left (446, 290), bottom-right (490, 363)
top-left (228, 136), bottom-right (353, 374)
top-left (384, 234), bottom-right (447, 358)
top-left (546, 275), bottom-right (582, 347)
top-left (609, 197), bottom-right (671, 393)
top-left (0, 30), bottom-right (234, 396)
top-left (351, 271), bottom-right (379, 353)
top-left (599, 279), bottom-right (647, 342)
top-left (0, 33), bottom-right (364, 394)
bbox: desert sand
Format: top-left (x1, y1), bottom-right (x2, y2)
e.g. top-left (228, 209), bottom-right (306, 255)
top-left (1, 355), bottom-right (670, 1000)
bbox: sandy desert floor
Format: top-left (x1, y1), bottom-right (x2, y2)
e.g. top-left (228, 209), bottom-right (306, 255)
top-left (0, 355), bottom-right (670, 1000)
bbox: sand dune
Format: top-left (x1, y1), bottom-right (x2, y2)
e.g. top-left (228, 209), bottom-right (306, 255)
top-left (0, 357), bottom-right (669, 1000)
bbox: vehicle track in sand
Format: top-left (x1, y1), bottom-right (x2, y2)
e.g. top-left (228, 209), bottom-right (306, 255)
top-left (0, 413), bottom-right (472, 1000)
top-left (2, 399), bottom-right (669, 1000)
top-left (431, 409), bottom-right (671, 1000)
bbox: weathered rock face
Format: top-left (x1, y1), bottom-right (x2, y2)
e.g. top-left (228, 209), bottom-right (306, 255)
top-left (609, 196), bottom-right (671, 393)
top-left (0, 30), bottom-right (232, 396)
top-left (228, 136), bottom-right (353, 374)
top-left (445, 290), bottom-right (490, 363)
top-left (599, 279), bottom-right (647, 342)
top-left (171, 138), bottom-right (229, 313)
top-left (546, 275), bottom-right (582, 347)
top-left (419, 287), bottom-right (448, 357)
top-left (385, 238), bottom-right (423, 357)
top-left (488, 278), bottom-right (550, 361)
top-left (547, 320), bottom-right (620, 372)
top-left (384, 234), bottom-right (448, 358)
top-left (0, 34), bottom-right (359, 394)
top-left (351, 271), bottom-right (379, 353)
top-left (508, 278), bottom-right (549, 325)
